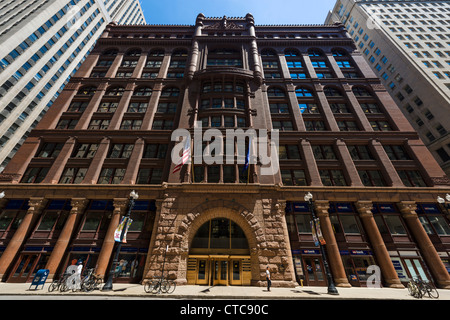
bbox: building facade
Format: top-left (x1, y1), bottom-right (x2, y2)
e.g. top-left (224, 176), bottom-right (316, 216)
top-left (0, 14), bottom-right (449, 289)
top-left (325, 0), bottom-right (450, 176)
top-left (0, 0), bottom-right (145, 169)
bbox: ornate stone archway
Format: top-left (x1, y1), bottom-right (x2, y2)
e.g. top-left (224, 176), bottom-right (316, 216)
top-left (179, 200), bottom-right (263, 284)
top-left (180, 199), bottom-right (263, 251)
top-left (143, 196), bottom-right (297, 287)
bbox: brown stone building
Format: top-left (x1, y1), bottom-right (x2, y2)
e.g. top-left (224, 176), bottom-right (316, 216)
top-left (0, 14), bottom-right (449, 289)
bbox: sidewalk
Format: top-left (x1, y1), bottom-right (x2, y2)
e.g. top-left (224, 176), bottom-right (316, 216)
top-left (1, 282), bottom-right (449, 300)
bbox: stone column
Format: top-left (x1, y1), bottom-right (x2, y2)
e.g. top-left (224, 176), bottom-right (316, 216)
top-left (335, 138), bottom-right (363, 187)
top-left (315, 85), bottom-right (340, 131)
top-left (75, 84), bottom-right (107, 130)
top-left (1, 137), bottom-right (41, 182)
top-left (355, 201), bottom-right (404, 288)
top-left (81, 137), bottom-right (110, 184)
top-left (108, 83), bottom-right (135, 130)
top-left (0, 198), bottom-right (48, 280)
top-left (141, 85), bottom-right (162, 130)
top-left (45, 198), bottom-right (89, 280)
top-left (41, 137), bottom-right (77, 184)
top-left (344, 84), bottom-right (373, 131)
top-left (326, 53), bottom-right (345, 78)
top-left (105, 53), bottom-right (124, 78)
top-left (247, 14), bottom-right (262, 84)
top-left (35, 84), bottom-right (79, 130)
top-left (398, 201), bottom-right (450, 289)
top-left (300, 139), bottom-right (322, 186)
top-left (132, 54), bottom-right (147, 78)
top-left (370, 139), bottom-right (404, 187)
top-left (121, 138), bottom-right (145, 184)
top-left (314, 200), bottom-right (351, 287)
top-left (286, 84), bottom-right (306, 131)
top-left (95, 198), bottom-right (129, 280)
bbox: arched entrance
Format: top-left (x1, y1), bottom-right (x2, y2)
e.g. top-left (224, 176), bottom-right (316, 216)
top-left (187, 217), bottom-right (251, 286)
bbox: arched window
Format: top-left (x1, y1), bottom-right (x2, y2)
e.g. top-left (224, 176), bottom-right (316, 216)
top-left (295, 87), bottom-right (314, 97)
top-left (161, 87), bottom-right (180, 97)
top-left (324, 86), bottom-right (343, 97)
top-left (191, 218), bottom-right (249, 250)
top-left (172, 49), bottom-right (188, 57)
top-left (352, 86), bottom-right (373, 97)
top-left (134, 87), bottom-right (152, 96)
top-left (331, 48), bottom-right (348, 57)
top-left (126, 48), bottom-right (141, 56)
top-left (267, 87), bottom-right (286, 97)
top-left (261, 48), bottom-right (277, 56)
top-left (285, 48), bottom-right (300, 57)
top-left (77, 86), bottom-right (97, 96)
top-left (102, 49), bottom-right (118, 56)
top-left (308, 48), bottom-right (325, 57)
top-left (261, 48), bottom-right (280, 79)
top-left (149, 49), bottom-right (165, 57)
top-left (207, 48), bottom-right (242, 67)
top-left (106, 86), bottom-right (125, 96)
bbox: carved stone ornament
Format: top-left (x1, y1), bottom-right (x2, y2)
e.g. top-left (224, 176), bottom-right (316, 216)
top-left (431, 176), bottom-right (450, 186)
top-left (204, 16), bottom-right (245, 30)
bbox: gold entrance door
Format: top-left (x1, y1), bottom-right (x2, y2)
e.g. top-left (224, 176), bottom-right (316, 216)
top-left (197, 259), bottom-right (209, 285)
top-left (230, 259), bottom-right (242, 286)
top-left (213, 259), bottom-right (228, 285)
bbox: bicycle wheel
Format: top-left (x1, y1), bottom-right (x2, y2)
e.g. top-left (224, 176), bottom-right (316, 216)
top-left (414, 285), bottom-right (423, 299)
top-left (48, 281), bottom-right (58, 292)
top-left (60, 281), bottom-right (69, 292)
top-left (160, 279), bottom-right (171, 293)
top-left (144, 281), bottom-right (153, 293)
top-left (83, 279), bottom-right (95, 292)
top-left (166, 280), bottom-right (176, 294)
top-left (425, 284), bottom-right (439, 299)
top-left (151, 280), bottom-right (161, 294)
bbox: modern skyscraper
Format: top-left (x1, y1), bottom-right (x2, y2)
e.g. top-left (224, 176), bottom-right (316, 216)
top-left (0, 0), bottom-right (145, 169)
top-left (325, 0), bottom-right (450, 176)
top-left (0, 14), bottom-right (449, 290)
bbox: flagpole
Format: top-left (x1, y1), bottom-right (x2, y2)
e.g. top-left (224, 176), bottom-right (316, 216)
top-left (247, 164), bottom-right (250, 184)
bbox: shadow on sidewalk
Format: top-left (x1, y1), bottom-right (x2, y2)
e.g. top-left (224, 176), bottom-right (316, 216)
top-left (291, 289), bottom-right (321, 295)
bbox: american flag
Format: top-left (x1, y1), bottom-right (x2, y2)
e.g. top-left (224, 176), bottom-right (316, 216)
top-left (172, 137), bottom-right (191, 174)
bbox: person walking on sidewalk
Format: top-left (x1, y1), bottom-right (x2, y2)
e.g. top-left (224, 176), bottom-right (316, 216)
top-left (266, 266), bottom-right (271, 292)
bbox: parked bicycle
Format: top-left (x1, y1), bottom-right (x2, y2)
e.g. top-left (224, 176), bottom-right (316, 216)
top-left (80, 268), bottom-right (103, 292)
top-left (48, 272), bottom-right (71, 292)
top-left (144, 277), bottom-right (176, 294)
top-left (408, 277), bottom-right (439, 299)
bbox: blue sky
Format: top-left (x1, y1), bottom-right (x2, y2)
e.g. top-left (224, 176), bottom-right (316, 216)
top-left (139, 0), bottom-right (338, 25)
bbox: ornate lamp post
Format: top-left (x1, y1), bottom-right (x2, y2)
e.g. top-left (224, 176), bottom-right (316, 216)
top-left (304, 192), bottom-right (339, 295)
top-left (102, 190), bottom-right (139, 291)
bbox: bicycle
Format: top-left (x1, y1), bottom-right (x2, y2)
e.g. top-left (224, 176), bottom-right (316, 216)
top-left (415, 277), bottom-right (439, 299)
top-left (80, 268), bottom-right (100, 292)
top-left (407, 278), bottom-right (422, 298)
top-left (48, 272), bottom-right (71, 292)
top-left (144, 277), bottom-right (176, 294)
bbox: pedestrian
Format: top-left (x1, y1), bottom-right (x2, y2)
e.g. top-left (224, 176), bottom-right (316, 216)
top-left (266, 266), bottom-right (271, 292)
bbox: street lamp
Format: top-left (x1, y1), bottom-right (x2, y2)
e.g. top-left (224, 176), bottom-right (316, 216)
top-left (102, 190), bottom-right (139, 291)
top-left (304, 192), bottom-right (339, 295)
